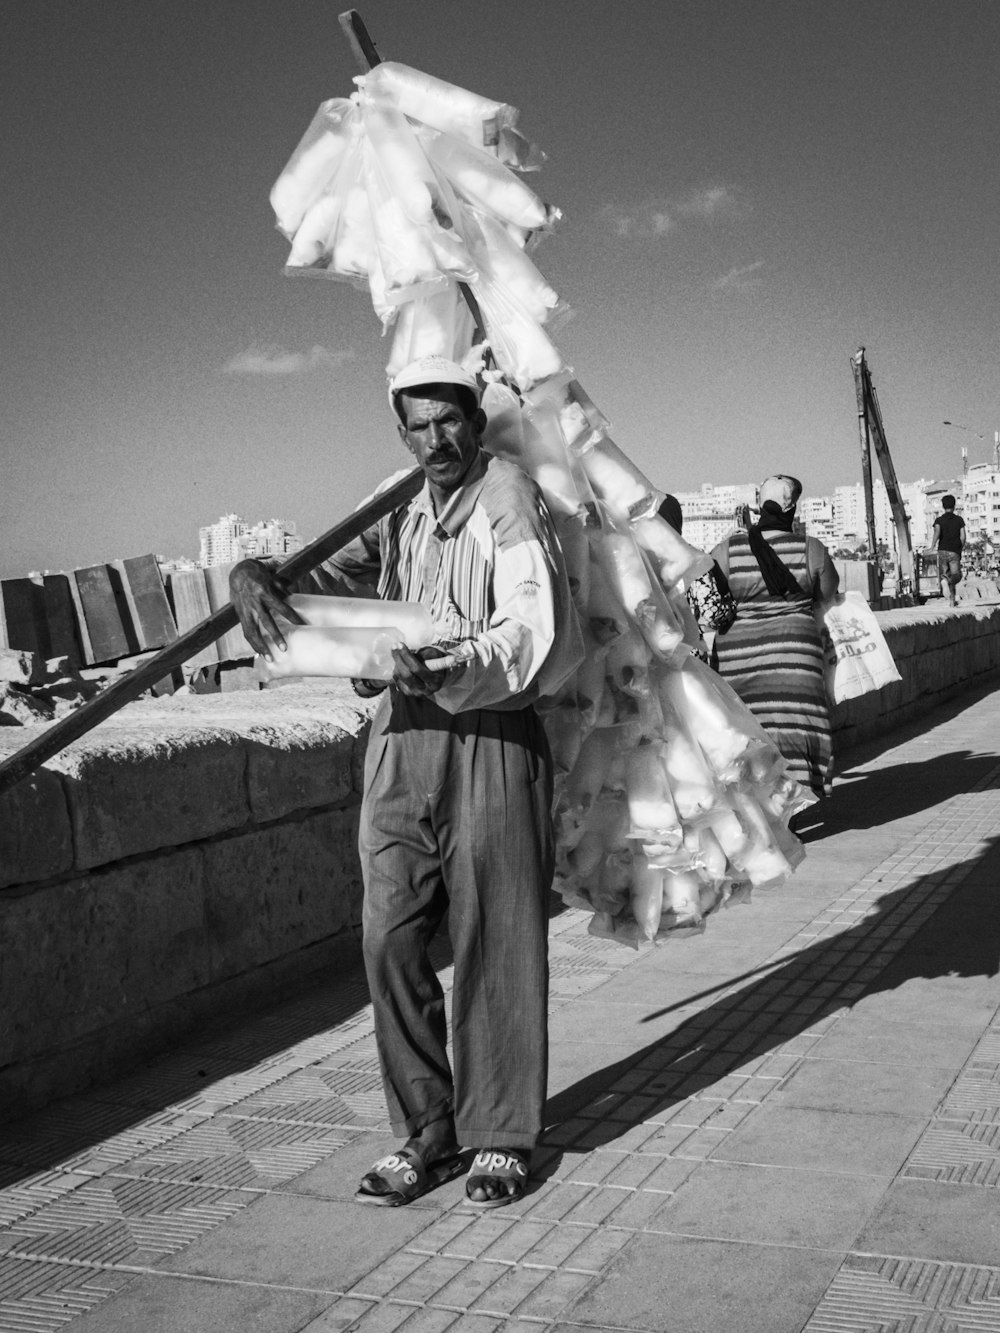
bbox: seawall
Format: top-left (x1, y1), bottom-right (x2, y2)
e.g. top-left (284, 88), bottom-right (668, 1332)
top-left (3, 605), bottom-right (999, 1119)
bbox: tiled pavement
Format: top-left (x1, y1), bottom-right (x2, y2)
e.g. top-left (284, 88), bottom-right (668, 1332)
top-left (3, 683), bottom-right (1000, 1332)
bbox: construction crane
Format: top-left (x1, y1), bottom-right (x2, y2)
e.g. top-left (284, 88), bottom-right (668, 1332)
top-left (850, 347), bottom-right (915, 602)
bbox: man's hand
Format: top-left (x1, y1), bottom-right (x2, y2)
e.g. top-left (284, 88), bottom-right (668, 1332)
top-left (229, 560), bottom-right (303, 661)
top-left (391, 644), bottom-right (450, 698)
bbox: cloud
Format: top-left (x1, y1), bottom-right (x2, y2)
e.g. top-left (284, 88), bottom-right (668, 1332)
top-left (711, 260), bottom-right (765, 292)
top-left (599, 185), bottom-right (737, 240)
top-left (222, 344), bottom-right (355, 376)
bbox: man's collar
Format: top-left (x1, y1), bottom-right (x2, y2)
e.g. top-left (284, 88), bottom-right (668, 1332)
top-left (413, 449), bottom-right (490, 538)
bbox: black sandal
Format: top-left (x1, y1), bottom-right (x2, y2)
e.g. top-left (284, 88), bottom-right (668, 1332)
top-left (465, 1148), bottom-right (530, 1209)
top-left (355, 1146), bottom-right (465, 1207)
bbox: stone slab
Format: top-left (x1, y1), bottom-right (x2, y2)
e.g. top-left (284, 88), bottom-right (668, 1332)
top-left (119, 554), bottom-right (178, 652)
top-left (204, 563), bottom-right (253, 663)
top-left (42, 573), bottom-right (83, 666)
top-left (647, 1159), bottom-right (891, 1249)
top-left (0, 577), bottom-right (48, 656)
top-left (62, 1273), bottom-right (334, 1333)
top-left (200, 806), bottom-right (363, 979)
top-left (74, 564), bottom-right (132, 663)
top-left (710, 1104), bottom-right (926, 1176)
top-left (0, 755), bottom-right (72, 889)
top-left (855, 1177), bottom-right (1000, 1266)
top-left (768, 1055), bottom-right (956, 1117)
top-left (49, 726), bottom-right (249, 870)
top-left (242, 719), bottom-right (357, 822)
top-left (0, 847), bottom-right (208, 1079)
top-left (166, 568), bottom-right (218, 669)
top-left (158, 1192), bottom-right (431, 1291)
top-left (561, 1232), bottom-right (843, 1333)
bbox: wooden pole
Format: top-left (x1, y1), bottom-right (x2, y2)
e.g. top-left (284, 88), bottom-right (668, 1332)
top-left (851, 348), bottom-right (880, 564)
top-left (0, 468), bottom-right (422, 796)
top-left (338, 9), bottom-right (489, 348)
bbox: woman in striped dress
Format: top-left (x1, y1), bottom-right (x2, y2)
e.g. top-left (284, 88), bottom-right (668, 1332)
top-left (711, 475), bottom-right (839, 797)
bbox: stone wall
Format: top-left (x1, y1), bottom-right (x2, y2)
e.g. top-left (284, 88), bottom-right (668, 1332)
top-left (0, 681), bottom-right (378, 1119)
top-left (3, 604), bottom-right (999, 1119)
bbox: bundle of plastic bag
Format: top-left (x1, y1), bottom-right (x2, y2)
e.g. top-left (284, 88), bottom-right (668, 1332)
top-left (357, 61), bottom-right (540, 168)
top-left (271, 98), bottom-right (360, 238)
top-left (385, 284), bottom-right (478, 377)
top-left (420, 127), bottom-right (557, 231)
top-left (575, 436), bottom-right (663, 523)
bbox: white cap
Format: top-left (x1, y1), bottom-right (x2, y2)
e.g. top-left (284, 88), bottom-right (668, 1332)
top-left (388, 355), bottom-right (482, 418)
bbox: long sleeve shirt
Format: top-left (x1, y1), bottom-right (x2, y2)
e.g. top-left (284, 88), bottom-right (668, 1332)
top-left (300, 450), bottom-right (584, 713)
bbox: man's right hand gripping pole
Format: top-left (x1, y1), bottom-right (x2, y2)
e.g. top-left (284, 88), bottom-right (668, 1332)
top-left (229, 559), bottom-right (304, 662)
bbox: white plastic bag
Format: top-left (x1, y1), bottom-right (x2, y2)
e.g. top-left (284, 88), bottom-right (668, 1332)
top-left (816, 591), bottom-right (901, 703)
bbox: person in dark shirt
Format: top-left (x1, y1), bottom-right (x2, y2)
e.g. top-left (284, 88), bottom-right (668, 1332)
top-left (931, 494), bottom-right (966, 606)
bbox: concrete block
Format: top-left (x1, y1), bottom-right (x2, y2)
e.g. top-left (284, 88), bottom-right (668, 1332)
top-left (42, 574), bottom-right (83, 666)
top-left (200, 807), bottom-right (363, 979)
top-left (74, 564), bottom-right (132, 663)
top-left (203, 563), bottom-right (253, 663)
top-left (118, 554), bottom-right (178, 652)
top-left (166, 568), bottom-right (218, 669)
top-left (49, 726), bottom-right (250, 870)
top-left (0, 748), bottom-right (73, 889)
top-left (0, 577), bottom-right (48, 656)
top-left (0, 847), bottom-right (207, 1072)
top-left (243, 719), bottom-right (357, 822)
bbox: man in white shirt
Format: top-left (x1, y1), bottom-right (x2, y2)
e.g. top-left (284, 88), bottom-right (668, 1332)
top-left (231, 356), bottom-right (582, 1209)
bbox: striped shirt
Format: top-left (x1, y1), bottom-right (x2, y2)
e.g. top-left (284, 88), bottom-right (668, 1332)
top-left (304, 450), bottom-right (584, 713)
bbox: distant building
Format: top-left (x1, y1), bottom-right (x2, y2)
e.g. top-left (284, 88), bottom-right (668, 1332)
top-left (961, 465), bottom-right (1000, 543)
top-left (674, 482), bottom-right (758, 551)
top-left (156, 555), bottom-right (199, 574)
top-left (199, 514), bottom-right (250, 567)
top-left (238, 519), bottom-right (305, 562)
top-left (198, 515), bottom-right (304, 567)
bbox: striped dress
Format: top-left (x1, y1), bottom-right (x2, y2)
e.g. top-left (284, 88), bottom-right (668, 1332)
top-left (713, 530), bottom-right (832, 795)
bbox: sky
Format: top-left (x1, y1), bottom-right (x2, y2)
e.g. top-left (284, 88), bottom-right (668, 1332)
top-left (2, 0), bottom-right (998, 577)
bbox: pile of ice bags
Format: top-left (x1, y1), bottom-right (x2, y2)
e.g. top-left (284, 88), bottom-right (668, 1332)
top-left (480, 381), bottom-right (812, 946)
top-left (271, 60), bottom-right (814, 946)
top-left (271, 61), bottom-right (564, 387)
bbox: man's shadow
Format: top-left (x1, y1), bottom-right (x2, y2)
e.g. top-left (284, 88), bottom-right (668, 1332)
top-left (542, 835), bottom-right (1000, 1158)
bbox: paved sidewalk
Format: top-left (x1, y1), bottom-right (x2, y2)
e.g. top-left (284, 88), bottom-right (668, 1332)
top-left (2, 683), bottom-right (1000, 1333)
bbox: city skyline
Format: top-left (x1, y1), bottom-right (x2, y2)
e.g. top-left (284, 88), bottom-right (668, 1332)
top-left (3, 1), bottom-right (998, 579)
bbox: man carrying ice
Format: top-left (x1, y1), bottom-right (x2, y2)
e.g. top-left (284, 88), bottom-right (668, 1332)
top-left (230, 355), bottom-right (582, 1207)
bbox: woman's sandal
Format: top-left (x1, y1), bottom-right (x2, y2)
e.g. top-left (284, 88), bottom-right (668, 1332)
top-left (355, 1146), bottom-right (465, 1207)
top-left (465, 1148), bottom-right (530, 1209)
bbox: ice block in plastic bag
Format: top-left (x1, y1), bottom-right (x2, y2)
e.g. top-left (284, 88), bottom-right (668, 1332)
top-left (287, 594), bottom-right (433, 650)
top-left (358, 61), bottom-right (533, 165)
top-left (576, 437), bottom-right (663, 522)
top-left (386, 286), bottom-right (477, 377)
top-left (470, 270), bottom-right (564, 387)
top-left (626, 742), bottom-right (679, 839)
top-left (468, 209), bottom-right (560, 324)
top-left (420, 127), bottom-right (557, 231)
top-left (271, 98), bottom-right (359, 238)
top-left (262, 626), bottom-right (402, 680)
top-left (631, 512), bottom-right (712, 587)
top-left (630, 855), bottom-right (665, 942)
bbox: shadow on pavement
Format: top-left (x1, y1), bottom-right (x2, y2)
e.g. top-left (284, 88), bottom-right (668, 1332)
top-left (543, 834), bottom-right (1000, 1159)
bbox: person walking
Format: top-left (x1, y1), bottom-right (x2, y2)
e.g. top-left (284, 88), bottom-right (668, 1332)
top-left (710, 474), bottom-right (839, 799)
top-left (230, 355), bottom-right (583, 1209)
top-left (930, 494), bottom-right (966, 607)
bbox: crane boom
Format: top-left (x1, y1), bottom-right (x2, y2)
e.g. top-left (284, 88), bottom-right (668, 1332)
top-left (850, 347), bottom-right (914, 601)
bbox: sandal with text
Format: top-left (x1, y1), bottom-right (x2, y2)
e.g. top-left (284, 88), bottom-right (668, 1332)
top-left (464, 1148), bottom-right (530, 1209)
top-left (355, 1146), bottom-right (465, 1207)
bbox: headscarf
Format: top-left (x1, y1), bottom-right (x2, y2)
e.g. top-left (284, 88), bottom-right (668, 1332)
top-left (748, 474), bottom-right (803, 596)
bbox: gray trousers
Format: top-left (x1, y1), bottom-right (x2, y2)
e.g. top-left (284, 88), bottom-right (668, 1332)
top-left (359, 691), bottom-right (553, 1149)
